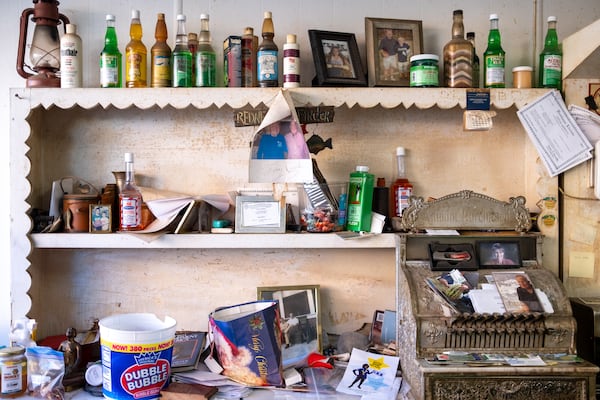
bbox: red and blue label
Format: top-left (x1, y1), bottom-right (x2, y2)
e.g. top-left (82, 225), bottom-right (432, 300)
top-left (101, 339), bottom-right (174, 400)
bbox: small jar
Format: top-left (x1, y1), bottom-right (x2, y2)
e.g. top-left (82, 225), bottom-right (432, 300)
top-left (0, 346), bottom-right (27, 398)
top-left (410, 54), bottom-right (439, 87)
top-left (512, 66), bottom-right (533, 88)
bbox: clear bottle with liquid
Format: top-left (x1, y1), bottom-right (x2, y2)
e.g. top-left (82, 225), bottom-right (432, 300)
top-left (257, 11), bottom-right (278, 87)
top-left (466, 31), bottom-right (480, 88)
top-left (442, 10), bottom-right (473, 88)
top-left (119, 153), bottom-right (143, 231)
top-left (391, 147), bottom-right (413, 218)
top-left (100, 14), bottom-right (122, 88)
top-left (195, 14), bottom-right (216, 87)
top-left (241, 27), bottom-right (257, 87)
top-left (483, 14), bottom-right (505, 88)
top-left (171, 14), bottom-right (193, 87)
top-left (539, 16), bottom-right (562, 89)
top-left (187, 32), bottom-right (198, 84)
top-left (125, 9), bottom-right (147, 88)
top-left (150, 13), bottom-right (171, 88)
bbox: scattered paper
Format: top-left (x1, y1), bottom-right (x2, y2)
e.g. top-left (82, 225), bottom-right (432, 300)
top-left (569, 251), bottom-right (595, 278)
top-left (336, 348), bottom-right (400, 397)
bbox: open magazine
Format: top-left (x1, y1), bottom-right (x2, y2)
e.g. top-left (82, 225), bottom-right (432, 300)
top-left (425, 269), bottom-right (478, 314)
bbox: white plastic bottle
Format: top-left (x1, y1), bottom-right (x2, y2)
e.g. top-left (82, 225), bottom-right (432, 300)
top-left (60, 24), bottom-right (82, 88)
top-left (283, 34), bottom-right (300, 88)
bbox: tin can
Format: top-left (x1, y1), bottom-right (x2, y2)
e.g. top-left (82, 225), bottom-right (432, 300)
top-left (0, 346), bottom-right (27, 398)
top-left (410, 54), bottom-right (439, 87)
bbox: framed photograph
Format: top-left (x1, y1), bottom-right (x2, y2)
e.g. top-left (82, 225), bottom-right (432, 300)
top-left (257, 285), bottom-right (321, 368)
top-left (365, 18), bottom-right (423, 87)
top-left (89, 204), bottom-right (111, 233)
top-left (235, 195), bottom-right (286, 233)
top-left (477, 241), bottom-right (522, 268)
top-left (308, 30), bottom-right (367, 87)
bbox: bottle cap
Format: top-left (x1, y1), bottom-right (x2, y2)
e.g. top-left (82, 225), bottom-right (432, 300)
top-left (106, 14), bottom-right (115, 21)
top-left (453, 9), bottom-right (463, 15)
top-left (85, 362), bottom-right (103, 387)
top-left (396, 147), bottom-right (406, 156)
top-left (548, 16), bottom-right (557, 22)
top-left (131, 9), bottom-right (140, 19)
top-left (410, 54), bottom-right (439, 62)
top-left (264, 11), bottom-right (272, 19)
top-left (200, 13), bottom-right (209, 20)
top-left (356, 166), bottom-right (369, 172)
top-left (466, 31), bottom-right (475, 38)
top-left (512, 66), bottom-right (533, 72)
top-left (177, 14), bottom-right (186, 21)
top-left (124, 153), bottom-right (134, 163)
top-left (66, 24), bottom-right (76, 34)
top-left (188, 33), bottom-right (198, 42)
top-left (489, 13), bottom-right (499, 20)
top-left (244, 27), bottom-right (254, 35)
top-left (286, 34), bottom-right (297, 44)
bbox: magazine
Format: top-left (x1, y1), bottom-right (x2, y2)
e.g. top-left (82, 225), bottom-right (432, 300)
top-left (492, 271), bottom-right (544, 313)
top-left (425, 269), bottom-right (478, 314)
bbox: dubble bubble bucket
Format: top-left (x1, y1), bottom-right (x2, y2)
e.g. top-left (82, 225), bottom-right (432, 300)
top-left (99, 313), bottom-right (176, 400)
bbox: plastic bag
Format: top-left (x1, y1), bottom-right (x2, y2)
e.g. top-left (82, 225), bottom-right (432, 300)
top-left (26, 346), bottom-right (65, 400)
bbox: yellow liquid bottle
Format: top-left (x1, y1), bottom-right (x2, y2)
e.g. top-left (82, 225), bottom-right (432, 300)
top-left (125, 9), bottom-right (147, 87)
top-left (151, 13), bottom-right (171, 87)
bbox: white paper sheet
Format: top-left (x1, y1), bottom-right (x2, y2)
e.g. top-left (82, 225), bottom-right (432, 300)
top-left (517, 90), bottom-right (593, 177)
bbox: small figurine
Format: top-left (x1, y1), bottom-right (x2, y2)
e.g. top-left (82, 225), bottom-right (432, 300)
top-left (58, 327), bottom-right (85, 390)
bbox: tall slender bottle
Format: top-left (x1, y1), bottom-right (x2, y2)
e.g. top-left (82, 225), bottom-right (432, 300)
top-left (483, 14), bottom-right (505, 88)
top-left (442, 10), bottom-right (473, 88)
top-left (60, 24), bottom-right (82, 88)
top-left (125, 9), bottom-right (147, 87)
top-left (187, 33), bottom-right (198, 84)
top-left (150, 13), bottom-right (171, 88)
top-left (466, 32), bottom-right (480, 88)
top-left (100, 14), bottom-right (122, 88)
top-left (257, 11), bottom-right (278, 87)
top-left (283, 34), bottom-right (300, 88)
top-left (539, 16), bottom-right (562, 90)
top-left (241, 27), bottom-right (257, 87)
top-left (195, 14), bottom-right (216, 87)
top-left (390, 147), bottom-right (413, 219)
top-left (171, 14), bottom-right (193, 87)
top-left (119, 153), bottom-right (143, 231)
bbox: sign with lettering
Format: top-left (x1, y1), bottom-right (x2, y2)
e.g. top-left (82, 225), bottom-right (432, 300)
top-left (234, 106), bottom-right (334, 126)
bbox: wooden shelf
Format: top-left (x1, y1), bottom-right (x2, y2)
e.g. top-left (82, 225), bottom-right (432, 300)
top-left (30, 232), bottom-right (397, 249)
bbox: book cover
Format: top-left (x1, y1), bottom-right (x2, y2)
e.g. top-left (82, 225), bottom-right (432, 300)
top-left (492, 271), bottom-right (544, 313)
top-left (336, 348), bottom-right (400, 396)
top-left (172, 331), bottom-right (207, 372)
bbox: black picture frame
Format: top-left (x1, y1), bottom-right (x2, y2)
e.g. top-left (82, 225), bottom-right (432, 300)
top-left (365, 18), bottom-right (423, 87)
top-left (308, 30), bottom-right (367, 87)
top-left (477, 241), bottom-right (522, 268)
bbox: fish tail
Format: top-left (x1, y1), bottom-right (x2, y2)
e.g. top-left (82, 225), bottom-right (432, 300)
top-left (324, 138), bottom-right (333, 149)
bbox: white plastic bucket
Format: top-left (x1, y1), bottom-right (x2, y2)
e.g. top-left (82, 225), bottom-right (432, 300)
top-left (99, 313), bottom-right (176, 400)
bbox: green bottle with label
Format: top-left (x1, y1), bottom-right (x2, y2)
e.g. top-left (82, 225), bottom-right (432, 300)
top-left (100, 14), bottom-right (122, 88)
top-left (483, 14), bottom-right (505, 88)
top-left (347, 166), bottom-right (375, 232)
top-left (539, 16), bottom-right (562, 89)
top-left (171, 14), bottom-right (193, 87)
top-left (195, 13), bottom-right (216, 87)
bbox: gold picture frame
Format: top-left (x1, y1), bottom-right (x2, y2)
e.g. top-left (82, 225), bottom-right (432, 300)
top-left (257, 285), bottom-right (321, 368)
top-left (365, 17), bottom-right (423, 87)
top-left (89, 204), bottom-right (112, 233)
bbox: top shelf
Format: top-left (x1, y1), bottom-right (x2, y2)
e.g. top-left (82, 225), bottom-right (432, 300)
top-left (12, 87), bottom-right (551, 111)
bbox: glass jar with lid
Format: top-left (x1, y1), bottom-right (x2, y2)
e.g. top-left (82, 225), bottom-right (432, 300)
top-left (0, 346), bottom-right (27, 398)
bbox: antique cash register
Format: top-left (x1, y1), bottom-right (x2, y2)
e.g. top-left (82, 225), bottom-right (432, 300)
top-left (395, 191), bottom-right (598, 400)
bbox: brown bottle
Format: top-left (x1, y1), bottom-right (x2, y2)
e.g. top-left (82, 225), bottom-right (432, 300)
top-left (443, 10), bottom-right (473, 88)
top-left (257, 11), bottom-right (278, 87)
top-left (150, 13), bottom-right (171, 87)
top-left (241, 27), bottom-right (257, 87)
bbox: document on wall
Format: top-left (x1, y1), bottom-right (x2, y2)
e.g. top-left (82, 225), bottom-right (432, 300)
top-left (517, 90), bottom-right (592, 177)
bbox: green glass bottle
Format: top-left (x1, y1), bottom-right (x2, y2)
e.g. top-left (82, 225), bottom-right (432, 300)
top-left (195, 13), bottom-right (216, 87)
top-left (100, 14), bottom-right (122, 88)
top-left (483, 14), bottom-right (505, 88)
top-left (539, 16), bottom-right (562, 89)
top-left (171, 14), bottom-right (193, 87)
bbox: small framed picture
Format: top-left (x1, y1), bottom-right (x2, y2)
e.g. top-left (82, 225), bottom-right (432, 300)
top-left (257, 285), bottom-right (321, 368)
top-left (89, 204), bottom-right (112, 233)
top-left (308, 30), bottom-right (367, 87)
top-left (235, 195), bottom-right (286, 233)
top-left (365, 18), bottom-right (423, 87)
top-left (477, 241), bottom-right (522, 268)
